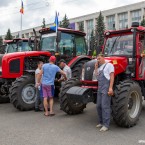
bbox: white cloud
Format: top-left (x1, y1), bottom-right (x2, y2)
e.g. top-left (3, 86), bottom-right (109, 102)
top-left (0, 0), bottom-right (143, 36)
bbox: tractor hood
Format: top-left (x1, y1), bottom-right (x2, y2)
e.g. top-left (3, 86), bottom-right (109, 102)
top-left (104, 56), bottom-right (128, 76)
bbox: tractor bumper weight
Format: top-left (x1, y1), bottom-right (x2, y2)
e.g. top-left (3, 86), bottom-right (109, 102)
top-left (66, 86), bottom-right (94, 104)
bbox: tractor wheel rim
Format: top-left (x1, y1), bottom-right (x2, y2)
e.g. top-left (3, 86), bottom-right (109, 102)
top-left (128, 91), bottom-right (140, 119)
top-left (22, 84), bottom-right (36, 104)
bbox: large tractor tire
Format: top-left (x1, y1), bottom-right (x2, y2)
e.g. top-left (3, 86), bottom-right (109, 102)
top-left (59, 78), bottom-right (86, 115)
top-left (71, 59), bottom-right (90, 79)
top-left (112, 80), bottom-right (142, 128)
top-left (9, 75), bottom-right (36, 111)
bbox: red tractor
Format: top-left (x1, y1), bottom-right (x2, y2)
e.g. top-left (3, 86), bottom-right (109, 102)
top-left (8, 28), bottom-right (92, 111)
top-left (39, 27), bottom-right (92, 78)
top-left (60, 22), bottom-right (145, 128)
top-left (0, 38), bottom-right (51, 105)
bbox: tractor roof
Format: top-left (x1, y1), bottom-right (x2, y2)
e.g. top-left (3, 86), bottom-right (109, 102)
top-left (39, 27), bottom-right (86, 36)
top-left (4, 38), bottom-right (31, 44)
top-left (105, 26), bottom-right (145, 36)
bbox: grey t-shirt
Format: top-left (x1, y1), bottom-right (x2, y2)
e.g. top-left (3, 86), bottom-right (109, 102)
top-left (35, 68), bottom-right (41, 84)
top-left (61, 65), bottom-right (72, 80)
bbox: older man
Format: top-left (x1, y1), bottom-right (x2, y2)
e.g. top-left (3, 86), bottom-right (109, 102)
top-left (95, 53), bottom-right (114, 132)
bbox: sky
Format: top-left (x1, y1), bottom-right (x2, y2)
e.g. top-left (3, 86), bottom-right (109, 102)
top-left (0, 0), bottom-right (144, 36)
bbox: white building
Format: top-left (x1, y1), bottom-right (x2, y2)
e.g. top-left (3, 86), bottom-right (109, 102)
top-left (2, 1), bottom-right (145, 42)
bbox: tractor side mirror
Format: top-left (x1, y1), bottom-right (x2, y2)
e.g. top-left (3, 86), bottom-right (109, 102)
top-left (56, 31), bottom-right (61, 42)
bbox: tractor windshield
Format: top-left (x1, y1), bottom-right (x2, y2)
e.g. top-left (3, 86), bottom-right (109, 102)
top-left (6, 41), bottom-right (33, 53)
top-left (41, 33), bottom-right (56, 52)
top-left (41, 32), bottom-right (87, 56)
top-left (104, 34), bottom-right (133, 57)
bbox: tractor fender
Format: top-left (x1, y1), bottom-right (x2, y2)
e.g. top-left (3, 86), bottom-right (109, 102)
top-left (67, 55), bottom-right (92, 68)
top-left (66, 86), bottom-right (94, 104)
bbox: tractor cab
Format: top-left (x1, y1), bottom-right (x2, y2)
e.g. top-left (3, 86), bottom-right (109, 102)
top-left (39, 27), bottom-right (87, 63)
top-left (4, 38), bottom-right (34, 54)
top-left (104, 22), bottom-right (145, 80)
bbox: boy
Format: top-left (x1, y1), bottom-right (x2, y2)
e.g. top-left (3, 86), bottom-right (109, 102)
top-left (35, 60), bottom-right (44, 112)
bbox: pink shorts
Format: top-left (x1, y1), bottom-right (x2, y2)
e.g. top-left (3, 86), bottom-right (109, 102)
top-left (42, 84), bottom-right (54, 98)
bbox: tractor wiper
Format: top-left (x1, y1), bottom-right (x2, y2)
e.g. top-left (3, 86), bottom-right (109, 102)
top-left (109, 36), bottom-right (121, 54)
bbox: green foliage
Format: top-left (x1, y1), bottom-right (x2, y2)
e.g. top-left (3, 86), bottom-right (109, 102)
top-left (78, 22), bottom-right (84, 32)
top-left (42, 18), bottom-right (46, 28)
top-left (96, 11), bottom-right (105, 46)
top-left (141, 17), bottom-right (145, 27)
top-left (90, 30), bottom-right (95, 53)
top-left (0, 36), bottom-right (3, 45)
top-left (5, 29), bottom-right (13, 40)
top-left (59, 14), bottom-right (70, 28)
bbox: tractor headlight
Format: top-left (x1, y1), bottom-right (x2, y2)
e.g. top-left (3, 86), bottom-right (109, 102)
top-left (82, 68), bottom-right (85, 80)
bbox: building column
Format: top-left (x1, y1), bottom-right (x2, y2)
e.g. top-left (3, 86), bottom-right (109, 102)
top-left (115, 13), bottom-right (118, 30)
top-left (141, 8), bottom-right (145, 20)
top-left (75, 22), bottom-right (78, 30)
top-left (104, 16), bottom-right (107, 30)
top-left (128, 11), bottom-right (131, 28)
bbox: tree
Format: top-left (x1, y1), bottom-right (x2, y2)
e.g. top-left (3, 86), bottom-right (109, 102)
top-left (0, 36), bottom-right (3, 45)
top-left (96, 11), bottom-right (105, 46)
top-left (78, 21), bottom-right (84, 32)
top-left (42, 18), bottom-right (46, 28)
top-left (60, 14), bottom-right (70, 28)
top-left (141, 16), bottom-right (145, 27)
top-left (90, 30), bottom-right (95, 51)
top-left (5, 29), bottom-right (13, 40)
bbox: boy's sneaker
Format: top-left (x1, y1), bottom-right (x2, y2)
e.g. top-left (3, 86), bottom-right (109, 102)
top-left (96, 124), bottom-right (103, 128)
top-left (99, 126), bottom-right (109, 132)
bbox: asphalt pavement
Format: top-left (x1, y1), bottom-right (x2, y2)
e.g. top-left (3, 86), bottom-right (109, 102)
top-left (0, 100), bottom-right (145, 145)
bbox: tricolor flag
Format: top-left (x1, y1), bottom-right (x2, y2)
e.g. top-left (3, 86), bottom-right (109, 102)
top-left (20, 1), bottom-right (24, 14)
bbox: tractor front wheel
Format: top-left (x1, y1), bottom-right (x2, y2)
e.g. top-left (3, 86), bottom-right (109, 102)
top-left (9, 75), bottom-right (36, 111)
top-left (112, 80), bottom-right (142, 128)
top-left (59, 78), bottom-right (86, 115)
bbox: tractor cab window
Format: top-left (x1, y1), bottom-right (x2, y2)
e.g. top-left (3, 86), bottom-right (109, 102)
top-left (17, 41), bottom-right (33, 52)
top-left (104, 34), bottom-right (133, 56)
top-left (6, 43), bottom-right (17, 53)
top-left (41, 33), bottom-right (56, 52)
top-left (6, 42), bottom-right (33, 53)
top-left (59, 33), bottom-right (74, 56)
top-left (75, 36), bottom-right (87, 55)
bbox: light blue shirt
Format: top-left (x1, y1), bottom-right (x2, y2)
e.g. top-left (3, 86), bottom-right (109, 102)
top-left (42, 63), bottom-right (60, 85)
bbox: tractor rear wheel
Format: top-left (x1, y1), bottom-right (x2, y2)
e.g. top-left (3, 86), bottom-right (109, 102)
top-left (9, 75), bottom-right (36, 111)
top-left (59, 78), bottom-right (86, 115)
top-left (112, 80), bottom-right (142, 128)
top-left (72, 59), bottom-right (89, 79)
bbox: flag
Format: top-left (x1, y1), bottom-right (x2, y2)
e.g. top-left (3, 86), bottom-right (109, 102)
top-left (20, 1), bottom-right (24, 14)
top-left (50, 12), bottom-right (59, 31)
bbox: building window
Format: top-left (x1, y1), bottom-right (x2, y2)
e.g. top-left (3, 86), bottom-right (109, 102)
top-left (119, 12), bottom-right (128, 29)
top-left (131, 10), bottom-right (141, 23)
top-left (78, 21), bottom-right (84, 31)
top-left (107, 15), bottom-right (115, 30)
top-left (86, 19), bottom-right (94, 43)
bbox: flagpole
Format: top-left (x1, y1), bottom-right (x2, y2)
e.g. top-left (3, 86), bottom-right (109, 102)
top-left (20, 0), bottom-right (22, 38)
top-left (20, 12), bottom-right (22, 38)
